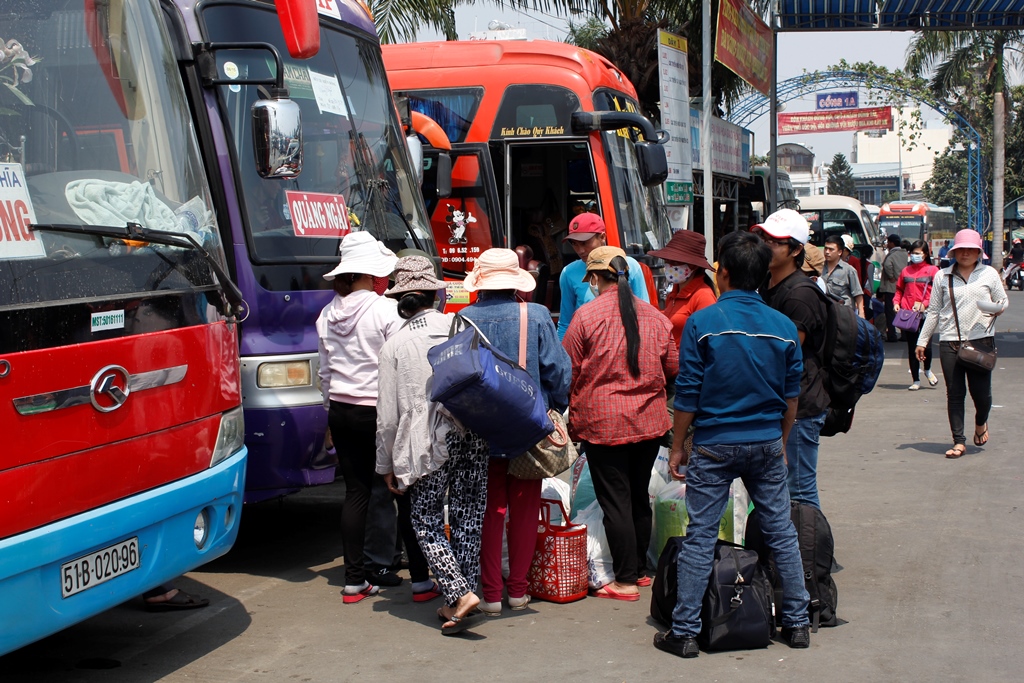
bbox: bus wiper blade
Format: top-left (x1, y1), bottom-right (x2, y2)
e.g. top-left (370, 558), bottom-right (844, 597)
top-left (30, 222), bottom-right (246, 314)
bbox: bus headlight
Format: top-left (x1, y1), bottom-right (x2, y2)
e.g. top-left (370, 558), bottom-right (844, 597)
top-left (194, 509), bottom-right (209, 549)
top-left (211, 407), bottom-right (245, 467)
top-left (257, 361), bottom-right (311, 387)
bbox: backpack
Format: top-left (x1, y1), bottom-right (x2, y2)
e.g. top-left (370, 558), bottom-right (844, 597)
top-left (651, 538), bottom-right (776, 652)
top-left (785, 277), bottom-right (885, 436)
top-left (745, 501), bottom-right (838, 631)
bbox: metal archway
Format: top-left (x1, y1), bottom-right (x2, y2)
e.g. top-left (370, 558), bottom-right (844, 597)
top-left (727, 71), bottom-right (985, 233)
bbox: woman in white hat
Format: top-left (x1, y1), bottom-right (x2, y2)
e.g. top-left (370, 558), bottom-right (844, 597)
top-left (460, 248), bottom-right (572, 618)
top-left (916, 229), bottom-right (1008, 458)
top-left (317, 231), bottom-right (401, 603)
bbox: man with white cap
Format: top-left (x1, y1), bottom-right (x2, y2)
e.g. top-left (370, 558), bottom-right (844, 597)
top-left (753, 209), bottom-right (830, 510)
top-left (317, 231), bottom-right (402, 604)
top-left (557, 212), bottom-right (649, 340)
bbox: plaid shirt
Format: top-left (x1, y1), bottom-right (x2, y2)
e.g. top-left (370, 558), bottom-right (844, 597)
top-left (563, 289), bottom-right (678, 445)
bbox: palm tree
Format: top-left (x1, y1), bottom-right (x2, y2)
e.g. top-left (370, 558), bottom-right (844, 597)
top-left (906, 30), bottom-right (1024, 255)
top-left (371, 0), bottom-right (461, 44)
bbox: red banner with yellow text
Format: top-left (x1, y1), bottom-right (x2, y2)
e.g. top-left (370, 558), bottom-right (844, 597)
top-left (778, 107), bottom-right (894, 135)
top-left (715, 0), bottom-right (773, 97)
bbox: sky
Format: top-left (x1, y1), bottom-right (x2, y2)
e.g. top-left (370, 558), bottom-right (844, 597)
top-left (411, 4), bottom-right (951, 165)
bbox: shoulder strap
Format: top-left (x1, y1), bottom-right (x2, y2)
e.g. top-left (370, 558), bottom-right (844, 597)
top-left (518, 301), bottom-right (528, 367)
top-left (948, 273), bottom-right (963, 342)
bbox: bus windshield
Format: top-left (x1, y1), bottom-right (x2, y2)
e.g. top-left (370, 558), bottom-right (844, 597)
top-left (878, 216), bottom-right (923, 241)
top-left (0, 0), bottom-right (222, 314)
top-left (201, 4), bottom-right (435, 263)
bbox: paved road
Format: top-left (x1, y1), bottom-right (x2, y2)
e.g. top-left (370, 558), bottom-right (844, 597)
top-left (5, 293), bottom-right (1024, 682)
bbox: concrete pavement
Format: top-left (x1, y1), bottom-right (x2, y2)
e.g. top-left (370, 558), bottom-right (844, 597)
top-left (4, 294), bottom-right (1024, 682)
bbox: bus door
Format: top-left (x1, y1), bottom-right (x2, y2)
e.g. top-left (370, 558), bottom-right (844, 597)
top-left (500, 139), bottom-right (598, 311)
top-left (421, 144), bottom-right (502, 308)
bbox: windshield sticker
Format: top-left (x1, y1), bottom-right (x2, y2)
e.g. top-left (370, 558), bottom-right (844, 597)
top-left (444, 204), bottom-right (476, 245)
top-left (0, 164), bottom-right (45, 260)
top-left (91, 310), bottom-right (125, 333)
top-left (316, 0), bottom-right (342, 20)
top-left (285, 190), bottom-right (351, 238)
top-left (445, 280), bottom-right (470, 306)
top-left (308, 69), bottom-right (348, 116)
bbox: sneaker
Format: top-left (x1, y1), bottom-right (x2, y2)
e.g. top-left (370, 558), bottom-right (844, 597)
top-left (909, 382), bottom-right (920, 391)
top-left (479, 600), bottom-right (502, 617)
top-left (508, 595), bottom-right (531, 610)
top-left (927, 371), bottom-right (939, 386)
top-left (366, 568), bottom-right (403, 587)
top-left (653, 631), bottom-right (699, 658)
top-left (781, 625), bottom-right (810, 649)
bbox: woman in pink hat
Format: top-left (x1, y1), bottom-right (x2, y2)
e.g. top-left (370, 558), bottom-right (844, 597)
top-left (459, 248), bottom-right (571, 618)
top-left (916, 229), bottom-right (1008, 458)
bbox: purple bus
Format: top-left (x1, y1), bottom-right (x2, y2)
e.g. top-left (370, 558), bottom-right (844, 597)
top-left (171, 0), bottom-right (438, 501)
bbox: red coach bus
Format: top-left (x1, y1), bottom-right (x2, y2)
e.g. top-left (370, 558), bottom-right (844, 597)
top-left (383, 40), bottom-right (670, 311)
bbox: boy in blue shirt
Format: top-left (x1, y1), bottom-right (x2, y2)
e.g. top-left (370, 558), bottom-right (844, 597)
top-left (654, 230), bottom-right (811, 658)
top-left (557, 212), bottom-right (649, 340)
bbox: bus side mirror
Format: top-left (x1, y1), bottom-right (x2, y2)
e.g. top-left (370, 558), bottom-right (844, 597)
top-left (275, 0), bottom-right (320, 58)
top-left (253, 97), bottom-right (303, 178)
top-left (435, 152), bottom-right (452, 198)
top-left (635, 140), bottom-right (668, 187)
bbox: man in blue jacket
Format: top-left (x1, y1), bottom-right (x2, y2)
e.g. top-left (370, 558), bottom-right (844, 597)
top-left (654, 230), bottom-right (811, 658)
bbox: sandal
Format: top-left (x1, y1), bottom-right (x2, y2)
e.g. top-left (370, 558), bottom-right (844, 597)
top-left (437, 607), bottom-right (484, 635)
top-left (144, 589), bottom-right (209, 612)
top-left (945, 444), bottom-right (967, 459)
top-left (973, 425), bottom-right (989, 447)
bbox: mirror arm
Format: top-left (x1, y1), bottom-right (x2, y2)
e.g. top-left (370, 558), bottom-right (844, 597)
top-left (193, 42), bottom-right (289, 97)
top-left (571, 111), bottom-right (668, 144)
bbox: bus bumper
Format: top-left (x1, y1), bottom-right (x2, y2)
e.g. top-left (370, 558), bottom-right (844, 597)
top-left (242, 405), bottom-right (334, 503)
top-left (0, 447), bottom-right (247, 657)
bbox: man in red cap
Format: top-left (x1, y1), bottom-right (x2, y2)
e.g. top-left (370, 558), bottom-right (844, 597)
top-left (753, 209), bottom-right (829, 510)
top-left (557, 212), bottom-right (650, 340)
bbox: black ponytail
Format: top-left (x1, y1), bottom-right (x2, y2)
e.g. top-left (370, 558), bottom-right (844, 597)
top-left (595, 256), bottom-right (640, 377)
top-left (396, 291), bottom-right (435, 319)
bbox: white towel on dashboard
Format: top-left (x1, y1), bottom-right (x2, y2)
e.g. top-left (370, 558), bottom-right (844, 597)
top-left (65, 179), bottom-right (178, 233)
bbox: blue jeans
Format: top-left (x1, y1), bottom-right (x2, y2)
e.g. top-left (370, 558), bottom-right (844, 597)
top-left (786, 410), bottom-right (827, 509)
top-left (671, 438), bottom-right (810, 637)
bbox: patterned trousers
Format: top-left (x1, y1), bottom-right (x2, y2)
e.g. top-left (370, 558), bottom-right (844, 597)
top-left (408, 429), bottom-right (489, 607)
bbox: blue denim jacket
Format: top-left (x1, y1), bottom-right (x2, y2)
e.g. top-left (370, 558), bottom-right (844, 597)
top-left (461, 293), bottom-right (572, 412)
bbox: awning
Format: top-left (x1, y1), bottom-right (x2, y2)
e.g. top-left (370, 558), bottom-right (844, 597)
top-left (777, 0), bottom-right (1024, 31)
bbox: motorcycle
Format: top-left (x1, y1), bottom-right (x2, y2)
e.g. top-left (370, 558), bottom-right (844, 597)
top-left (1002, 259), bottom-right (1024, 291)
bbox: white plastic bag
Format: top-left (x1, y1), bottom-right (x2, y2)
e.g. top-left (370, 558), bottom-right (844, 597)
top-left (647, 477), bottom-right (751, 567)
top-left (571, 499), bottom-right (614, 590)
top-left (541, 477), bottom-right (571, 525)
top-left (569, 454), bottom-right (596, 519)
top-left (648, 446), bottom-right (671, 505)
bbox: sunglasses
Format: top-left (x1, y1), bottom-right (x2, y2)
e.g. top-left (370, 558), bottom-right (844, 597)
top-left (759, 234), bottom-right (790, 247)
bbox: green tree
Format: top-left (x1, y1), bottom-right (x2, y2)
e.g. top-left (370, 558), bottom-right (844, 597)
top-left (371, 0), bottom-right (461, 44)
top-left (905, 30), bottom-right (1024, 253)
top-left (827, 153), bottom-right (856, 196)
top-left (922, 142), bottom-right (970, 225)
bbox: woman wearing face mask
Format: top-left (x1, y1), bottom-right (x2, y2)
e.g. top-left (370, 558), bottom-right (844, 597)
top-left (894, 240), bottom-right (940, 391)
top-left (649, 230), bottom-right (718, 350)
top-left (563, 247), bottom-right (678, 599)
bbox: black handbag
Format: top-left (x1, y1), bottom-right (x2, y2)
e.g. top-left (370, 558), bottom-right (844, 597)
top-left (948, 274), bottom-right (998, 372)
top-left (698, 541), bottom-right (776, 652)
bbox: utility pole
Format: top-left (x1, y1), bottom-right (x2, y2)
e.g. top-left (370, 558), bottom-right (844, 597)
top-left (993, 44), bottom-right (1006, 259)
top-left (702, 0), bottom-right (713, 267)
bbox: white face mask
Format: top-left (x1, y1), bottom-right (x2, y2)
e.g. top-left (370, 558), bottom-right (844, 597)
top-left (588, 275), bottom-right (600, 298)
top-left (666, 264), bottom-right (695, 285)
top-left (910, 254), bottom-right (924, 264)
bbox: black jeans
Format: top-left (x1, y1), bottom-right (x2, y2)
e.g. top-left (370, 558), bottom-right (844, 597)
top-left (905, 318), bottom-right (932, 381)
top-left (881, 292), bottom-right (898, 339)
top-left (938, 341), bottom-right (993, 446)
top-left (329, 401), bottom-right (377, 586)
top-left (585, 438), bottom-right (661, 583)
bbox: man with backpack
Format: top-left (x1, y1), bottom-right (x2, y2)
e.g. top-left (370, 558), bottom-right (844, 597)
top-left (755, 210), bottom-right (830, 510)
top-left (654, 231), bottom-right (811, 658)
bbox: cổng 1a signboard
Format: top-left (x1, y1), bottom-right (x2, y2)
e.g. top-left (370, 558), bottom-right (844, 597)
top-left (778, 106), bottom-right (893, 135)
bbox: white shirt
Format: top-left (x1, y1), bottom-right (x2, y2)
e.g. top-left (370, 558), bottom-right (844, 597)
top-left (917, 263), bottom-right (1008, 344)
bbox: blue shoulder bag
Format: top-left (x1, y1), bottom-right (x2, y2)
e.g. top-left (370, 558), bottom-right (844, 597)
top-left (427, 303), bottom-right (553, 457)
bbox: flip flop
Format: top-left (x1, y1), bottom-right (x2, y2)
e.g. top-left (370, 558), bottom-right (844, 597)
top-left (144, 590), bottom-right (209, 612)
top-left (973, 426), bottom-right (989, 447)
top-left (945, 444), bottom-right (967, 459)
top-left (413, 581), bottom-right (441, 603)
top-left (342, 583), bottom-right (379, 604)
top-left (437, 608), bottom-right (484, 635)
top-left (636, 576), bottom-right (653, 588)
top-left (590, 585), bottom-right (641, 602)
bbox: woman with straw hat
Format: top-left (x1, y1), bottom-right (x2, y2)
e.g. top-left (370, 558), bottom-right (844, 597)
top-left (916, 229), bottom-right (1008, 459)
top-left (317, 232), bottom-right (401, 604)
top-left (563, 246), bottom-right (678, 600)
top-left (460, 248), bottom-right (571, 618)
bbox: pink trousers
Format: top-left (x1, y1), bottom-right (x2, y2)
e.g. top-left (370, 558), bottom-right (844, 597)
top-left (479, 458), bottom-right (541, 603)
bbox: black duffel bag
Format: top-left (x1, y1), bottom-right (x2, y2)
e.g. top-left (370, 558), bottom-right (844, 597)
top-left (698, 541), bottom-right (776, 652)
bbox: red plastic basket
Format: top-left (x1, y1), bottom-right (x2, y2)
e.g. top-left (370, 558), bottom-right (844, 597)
top-left (527, 498), bottom-right (588, 603)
